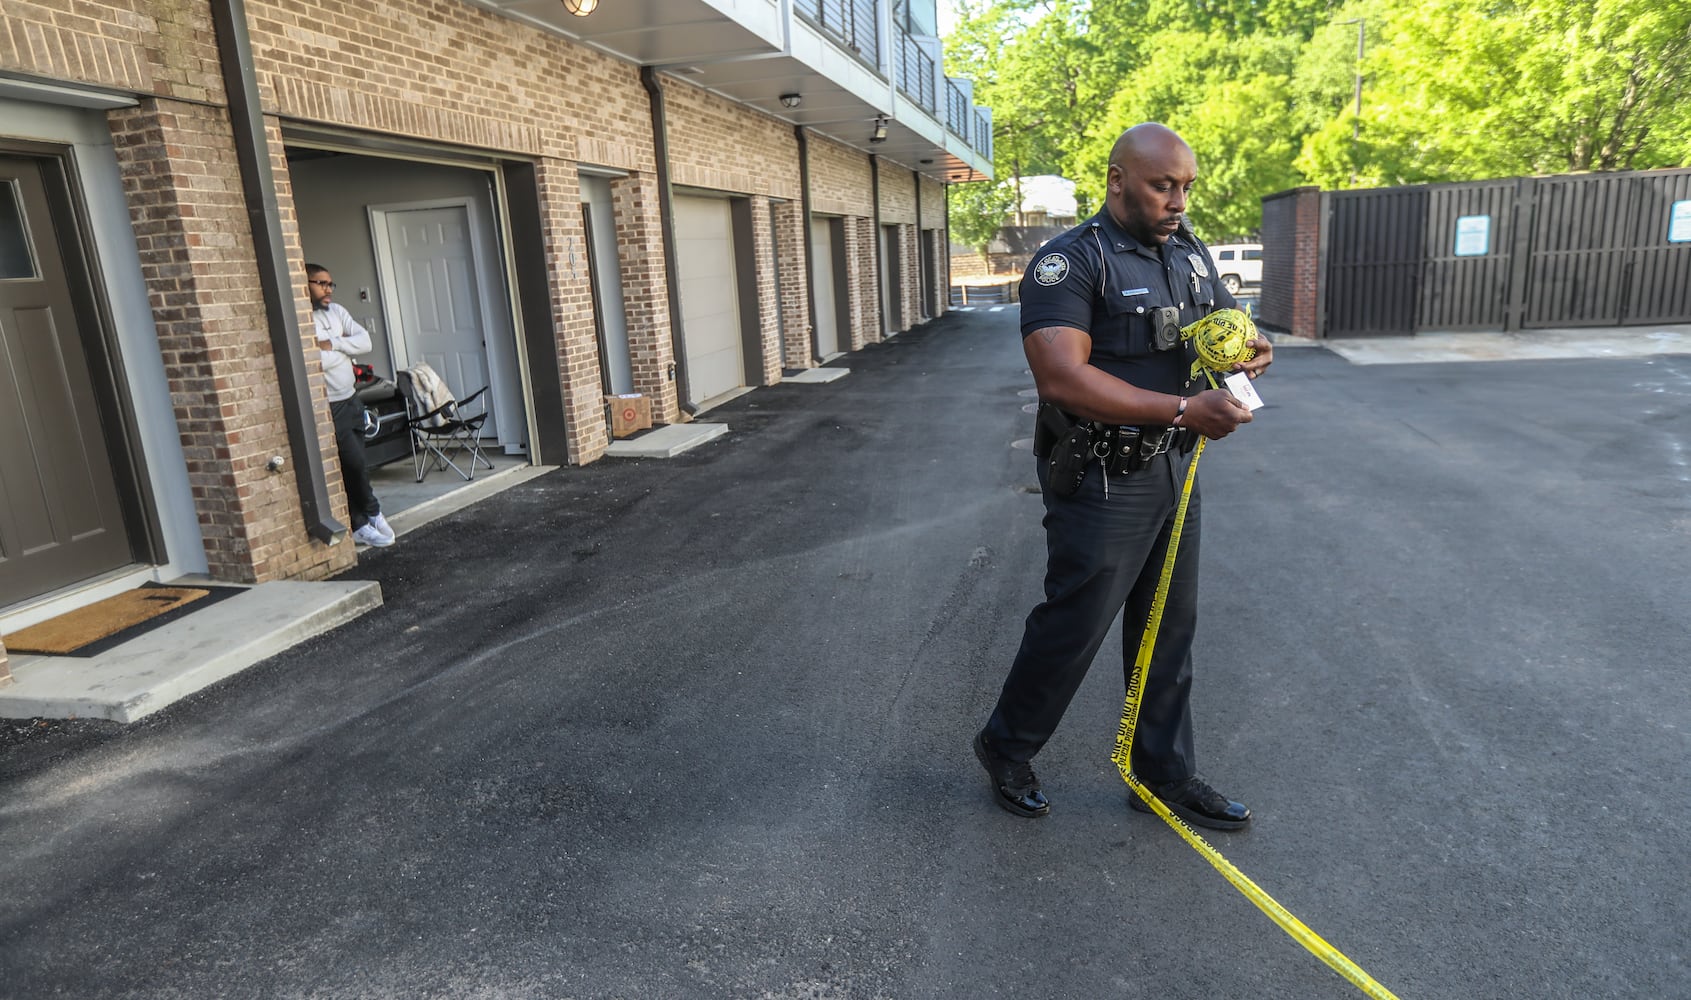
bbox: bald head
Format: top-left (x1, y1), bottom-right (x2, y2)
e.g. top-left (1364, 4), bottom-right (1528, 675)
top-left (1105, 123), bottom-right (1198, 245)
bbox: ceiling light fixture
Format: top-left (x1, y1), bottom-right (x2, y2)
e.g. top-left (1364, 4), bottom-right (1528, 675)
top-left (870, 116), bottom-right (889, 143)
top-left (779, 93), bottom-right (802, 108)
top-left (562, 0), bottom-right (598, 15)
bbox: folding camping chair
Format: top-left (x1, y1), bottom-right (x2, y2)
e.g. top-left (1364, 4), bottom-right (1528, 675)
top-left (396, 363), bottom-right (494, 483)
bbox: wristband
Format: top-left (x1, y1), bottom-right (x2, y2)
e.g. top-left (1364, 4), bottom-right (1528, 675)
top-left (1172, 396), bottom-right (1187, 426)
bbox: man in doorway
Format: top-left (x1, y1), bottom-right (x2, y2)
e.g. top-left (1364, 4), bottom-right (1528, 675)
top-left (972, 123), bottom-right (1272, 829)
top-left (307, 263), bottom-right (393, 548)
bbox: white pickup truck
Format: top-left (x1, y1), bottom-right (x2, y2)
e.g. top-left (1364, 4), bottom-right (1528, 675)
top-left (1208, 243), bottom-right (1262, 295)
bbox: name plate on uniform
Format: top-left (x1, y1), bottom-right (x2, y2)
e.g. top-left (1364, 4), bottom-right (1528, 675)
top-left (1223, 371), bottom-right (1264, 411)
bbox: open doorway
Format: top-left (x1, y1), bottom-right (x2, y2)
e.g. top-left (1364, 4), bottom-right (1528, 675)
top-left (286, 149), bottom-right (529, 456)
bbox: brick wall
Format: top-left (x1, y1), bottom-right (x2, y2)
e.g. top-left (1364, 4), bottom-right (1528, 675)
top-left (808, 135), bottom-right (873, 218)
top-left (748, 197), bottom-right (783, 385)
top-left (0, 0), bottom-right (219, 99)
top-left (923, 229), bottom-right (945, 318)
top-left (772, 200), bottom-right (811, 368)
top-left (878, 162), bottom-right (915, 225)
top-left (918, 177), bottom-right (946, 230)
top-left (611, 172), bottom-right (680, 419)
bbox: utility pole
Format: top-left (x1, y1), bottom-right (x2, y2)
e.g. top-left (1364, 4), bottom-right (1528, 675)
top-left (1338, 17), bottom-right (1365, 187)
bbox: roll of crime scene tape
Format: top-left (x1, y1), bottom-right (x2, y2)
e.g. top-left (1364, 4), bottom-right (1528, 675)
top-left (1183, 308), bottom-right (1257, 383)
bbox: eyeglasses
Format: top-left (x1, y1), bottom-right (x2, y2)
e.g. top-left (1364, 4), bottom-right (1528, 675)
top-left (309, 279), bottom-right (335, 289)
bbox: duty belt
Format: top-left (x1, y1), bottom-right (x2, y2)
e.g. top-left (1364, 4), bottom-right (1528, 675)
top-left (1090, 424), bottom-right (1196, 476)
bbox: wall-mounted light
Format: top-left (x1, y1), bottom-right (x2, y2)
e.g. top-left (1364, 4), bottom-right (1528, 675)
top-left (870, 116), bottom-right (889, 143)
top-left (562, 0), bottom-right (598, 15)
top-left (779, 93), bottom-right (802, 108)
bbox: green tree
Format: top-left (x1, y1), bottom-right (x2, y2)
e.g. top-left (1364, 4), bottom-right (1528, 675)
top-left (947, 180), bottom-right (1018, 255)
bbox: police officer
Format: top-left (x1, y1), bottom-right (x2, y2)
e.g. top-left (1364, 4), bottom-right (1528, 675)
top-left (972, 123), bottom-right (1272, 830)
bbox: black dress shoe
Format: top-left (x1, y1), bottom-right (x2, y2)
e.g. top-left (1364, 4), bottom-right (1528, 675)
top-left (973, 730), bottom-right (1050, 818)
top-left (1129, 775), bottom-right (1250, 830)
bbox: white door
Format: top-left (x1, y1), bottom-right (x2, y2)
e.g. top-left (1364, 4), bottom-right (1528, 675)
top-left (809, 216), bottom-right (840, 359)
top-left (382, 205), bottom-right (500, 437)
top-left (672, 195), bottom-right (744, 404)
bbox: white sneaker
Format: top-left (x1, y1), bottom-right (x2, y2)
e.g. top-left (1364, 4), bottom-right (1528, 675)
top-left (366, 512), bottom-right (395, 542)
top-left (352, 523), bottom-right (393, 547)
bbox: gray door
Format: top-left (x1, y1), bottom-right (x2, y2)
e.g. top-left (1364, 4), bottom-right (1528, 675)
top-left (880, 224), bottom-right (902, 334)
top-left (384, 205), bottom-right (500, 436)
top-left (0, 156), bottom-right (133, 607)
top-left (810, 216), bottom-right (841, 358)
top-left (673, 195), bottom-right (745, 403)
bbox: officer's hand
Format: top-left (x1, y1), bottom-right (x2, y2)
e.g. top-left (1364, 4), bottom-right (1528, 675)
top-left (1183, 388), bottom-right (1252, 439)
top-left (1232, 335), bottom-right (1273, 379)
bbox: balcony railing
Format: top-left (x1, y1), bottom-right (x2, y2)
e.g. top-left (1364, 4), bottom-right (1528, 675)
top-left (974, 109), bottom-right (992, 160)
top-left (795, 0), bottom-right (881, 72)
top-left (896, 31), bottom-right (935, 112)
top-left (945, 78), bottom-right (967, 135)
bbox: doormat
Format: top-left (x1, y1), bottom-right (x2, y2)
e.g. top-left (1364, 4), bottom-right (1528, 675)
top-left (5, 582), bottom-right (245, 657)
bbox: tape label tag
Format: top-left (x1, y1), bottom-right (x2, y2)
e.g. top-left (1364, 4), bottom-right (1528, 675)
top-left (1224, 371), bottom-right (1264, 410)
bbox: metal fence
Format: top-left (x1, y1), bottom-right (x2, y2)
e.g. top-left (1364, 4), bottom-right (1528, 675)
top-left (795, 0), bottom-right (880, 70)
top-left (1261, 167), bottom-right (1691, 337)
top-left (896, 31), bottom-right (934, 111)
top-left (945, 78), bottom-right (968, 138)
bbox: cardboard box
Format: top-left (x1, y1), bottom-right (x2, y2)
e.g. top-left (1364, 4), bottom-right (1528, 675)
top-left (607, 393), bottom-right (652, 438)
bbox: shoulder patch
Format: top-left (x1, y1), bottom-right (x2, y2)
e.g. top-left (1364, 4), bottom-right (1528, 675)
top-left (1033, 252), bottom-right (1070, 286)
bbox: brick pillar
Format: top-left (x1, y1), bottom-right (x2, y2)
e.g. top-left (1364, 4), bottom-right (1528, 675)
top-left (900, 223), bottom-right (920, 327)
top-left (1260, 185), bottom-right (1323, 339)
top-left (774, 201), bottom-right (811, 369)
top-left (109, 99), bottom-right (353, 583)
top-left (846, 216), bottom-right (878, 349)
top-left (1292, 187), bottom-right (1322, 339)
top-left (611, 171), bottom-right (680, 426)
top-left (929, 229), bottom-right (948, 318)
top-left (748, 197), bottom-right (782, 385)
top-left (526, 159), bottom-right (610, 461)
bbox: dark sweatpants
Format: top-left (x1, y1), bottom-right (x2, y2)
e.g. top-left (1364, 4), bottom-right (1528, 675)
top-left (984, 448), bottom-right (1200, 786)
top-left (330, 396), bottom-right (381, 530)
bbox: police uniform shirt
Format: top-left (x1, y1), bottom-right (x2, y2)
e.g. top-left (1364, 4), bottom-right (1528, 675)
top-left (1018, 210), bottom-right (1236, 399)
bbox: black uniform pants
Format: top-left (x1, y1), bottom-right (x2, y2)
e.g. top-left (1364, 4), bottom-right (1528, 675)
top-left (330, 396), bottom-right (381, 530)
top-left (984, 448), bottom-right (1200, 786)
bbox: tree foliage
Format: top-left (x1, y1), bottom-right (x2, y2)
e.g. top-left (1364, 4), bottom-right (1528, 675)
top-left (945, 0), bottom-right (1691, 241)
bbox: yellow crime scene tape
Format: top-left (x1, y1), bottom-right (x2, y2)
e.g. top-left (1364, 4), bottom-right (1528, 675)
top-left (1108, 310), bottom-right (1402, 1000)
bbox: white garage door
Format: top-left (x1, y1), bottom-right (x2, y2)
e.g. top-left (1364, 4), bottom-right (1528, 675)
top-left (673, 195), bottom-right (745, 404)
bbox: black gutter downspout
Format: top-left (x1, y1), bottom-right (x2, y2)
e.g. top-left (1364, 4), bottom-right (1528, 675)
top-left (641, 67), bottom-right (697, 415)
top-left (796, 126), bottom-right (820, 365)
top-left (912, 169), bottom-right (922, 319)
top-left (943, 179), bottom-right (952, 311)
top-left (870, 154), bottom-right (884, 337)
top-left (210, 0), bottom-right (343, 544)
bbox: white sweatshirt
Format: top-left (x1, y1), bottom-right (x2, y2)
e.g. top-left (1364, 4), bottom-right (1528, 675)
top-left (312, 302), bottom-right (373, 403)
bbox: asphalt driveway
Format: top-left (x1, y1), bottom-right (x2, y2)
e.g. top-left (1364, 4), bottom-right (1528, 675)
top-left (2, 310), bottom-right (1687, 999)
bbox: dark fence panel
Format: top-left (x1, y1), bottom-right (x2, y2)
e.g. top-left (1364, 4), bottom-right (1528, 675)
top-left (1522, 173), bottom-right (1640, 328)
top-left (1419, 180), bottom-right (1517, 330)
top-left (1625, 170), bottom-right (1691, 324)
top-left (1325, 187), bottom-right (1427, 337)
top-left (1257, 189), bottom-right (1300, 331)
